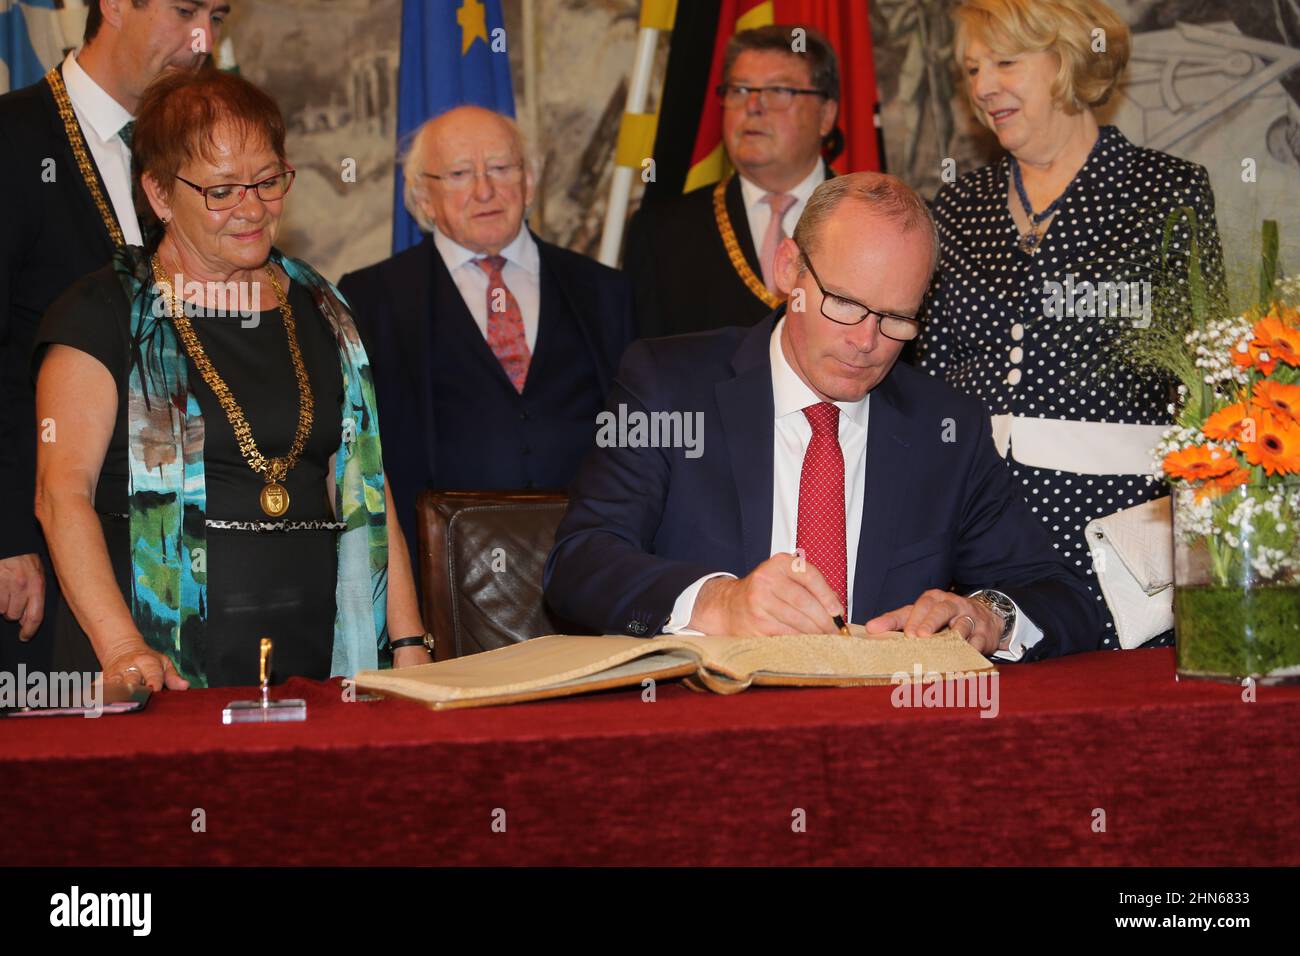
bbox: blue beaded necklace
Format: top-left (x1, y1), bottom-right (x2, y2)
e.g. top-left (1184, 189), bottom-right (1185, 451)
top-left (1009, 131), bottom-right (1104, 255)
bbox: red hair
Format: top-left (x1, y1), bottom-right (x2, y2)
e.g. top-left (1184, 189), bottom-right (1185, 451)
top-left (132, 66), bottom-right (287, 240)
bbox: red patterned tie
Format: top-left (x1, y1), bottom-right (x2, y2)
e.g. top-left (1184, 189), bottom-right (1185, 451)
top-left (474, 255), bottom-right (531, 392)
top-left (796, 402), bottom-right (848, 613)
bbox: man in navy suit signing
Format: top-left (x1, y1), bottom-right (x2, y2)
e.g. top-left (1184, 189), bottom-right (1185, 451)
top-left (339, 106), bottom-right (635, 562)
top-left (545, 172), bottom-right (1100, 660)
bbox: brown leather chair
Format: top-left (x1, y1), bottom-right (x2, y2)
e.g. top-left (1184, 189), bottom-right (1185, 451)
top-left (415, 490), bottom-right (585, 660)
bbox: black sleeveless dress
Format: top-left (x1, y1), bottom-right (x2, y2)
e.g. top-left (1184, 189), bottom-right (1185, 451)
top-left (35, 265), bottom-right (344, 687)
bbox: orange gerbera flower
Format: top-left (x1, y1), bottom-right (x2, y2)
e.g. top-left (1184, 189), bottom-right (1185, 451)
top-left (1253, 316), bottom-right (1300, 365)
top-left (1251, 381), bottom-right (1300, 423)
top-left (1162, 445), bottom-right (1239, 481)
top-left (1232, 338), bottom-right (1278, 376)
top-left (1202, 402), bottom-right (1250, 441)
top-left (1194, 465), bottom-right (1252, 502)
top-left (1239, 411), bottom-right (1300, 476)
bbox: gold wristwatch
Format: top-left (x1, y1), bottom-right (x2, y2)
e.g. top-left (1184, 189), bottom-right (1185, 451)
top-left (388, 633), bottom-right (436, 655)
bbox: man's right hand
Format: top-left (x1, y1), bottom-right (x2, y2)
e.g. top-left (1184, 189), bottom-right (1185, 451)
top-left (689, 552), bottom-right (844, 636)
top-left (0, 553), bottom-right (45, 641)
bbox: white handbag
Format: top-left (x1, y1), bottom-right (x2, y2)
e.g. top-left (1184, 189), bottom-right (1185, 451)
top-left (1083, 496), bottom-right (1174, 649)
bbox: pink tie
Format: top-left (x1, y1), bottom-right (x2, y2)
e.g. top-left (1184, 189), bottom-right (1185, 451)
top-left (474, 255), bottom-right (531, 393)
top-left (796, 402), bottom-right (848, 613)
top-left (759, 192), bottom-right (797, 293)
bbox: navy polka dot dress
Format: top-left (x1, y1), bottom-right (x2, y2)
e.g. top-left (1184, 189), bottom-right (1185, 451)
top-left (915, 125), bottom-right (1226, 649)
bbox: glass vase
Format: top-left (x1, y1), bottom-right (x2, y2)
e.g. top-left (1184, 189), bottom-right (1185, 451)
top-left (1172, 480), bottom-right (1300, 683)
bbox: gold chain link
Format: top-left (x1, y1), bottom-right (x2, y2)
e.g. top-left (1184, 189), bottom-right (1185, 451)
top-left (713, 174), bottom-right (784, 311)
top-left (151, 255), bottom-right (314, 484)
top-left (45, 66), bottom-right (126, 248)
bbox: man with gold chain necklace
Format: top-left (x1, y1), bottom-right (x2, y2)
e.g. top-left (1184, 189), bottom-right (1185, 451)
top-left (623, 25), bottom-right (840, 340)
top-left (0, 1), bottom-right (228, 675)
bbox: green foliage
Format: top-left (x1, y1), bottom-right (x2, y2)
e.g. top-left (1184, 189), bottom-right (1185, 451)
top-left (1175, 585), bottom-right (1300, 677)
top-left (1259, 219), bottom-right (1279, 311)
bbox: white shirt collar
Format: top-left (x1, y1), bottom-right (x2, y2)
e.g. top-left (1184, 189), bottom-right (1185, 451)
top-left (739, 160), bottom-right (827, 216)
top-left (62, 51), bottom-right (134, 146)
top-left (769, 315), bottom-right (870, 429)
top-left (432, 223), bottom-right (540, 276)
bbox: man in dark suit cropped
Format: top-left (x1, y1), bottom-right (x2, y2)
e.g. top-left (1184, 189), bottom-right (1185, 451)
top-left (546, 173), bottom-right (1101, 661)
top-left (339, 106), bottom-right (635, 565)
top-left (0, 0), bottom-right (227, 673)
top-left (623, 24), bottom-right (840, 339)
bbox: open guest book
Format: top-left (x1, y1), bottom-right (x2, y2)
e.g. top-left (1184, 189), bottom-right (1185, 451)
top-left (353, 625), bottom-right (995, 710)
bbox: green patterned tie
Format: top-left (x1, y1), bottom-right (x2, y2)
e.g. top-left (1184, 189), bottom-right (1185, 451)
top-left (119, 120), bottom-right (135, 149)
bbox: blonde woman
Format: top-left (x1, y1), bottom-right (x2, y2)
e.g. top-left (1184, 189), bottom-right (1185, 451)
top-left (915, 0), bottom-right (1225, 649)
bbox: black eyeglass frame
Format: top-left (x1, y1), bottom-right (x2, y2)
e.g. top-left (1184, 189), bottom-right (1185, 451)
top-left (795, 244), bottom-right (923, 342)
top-left (174, 168), bottom-right (297, 211)
top-left (715, 83), bottom-right (828, 109)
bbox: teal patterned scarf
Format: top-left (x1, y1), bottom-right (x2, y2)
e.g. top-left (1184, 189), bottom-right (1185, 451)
top-left (116, 245), bottom-right (388, 688)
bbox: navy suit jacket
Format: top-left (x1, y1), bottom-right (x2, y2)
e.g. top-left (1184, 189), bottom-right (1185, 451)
top-left (543, 311), bottom-right (1102, 660)
top-left (337, 232), bottom-right (635, 560)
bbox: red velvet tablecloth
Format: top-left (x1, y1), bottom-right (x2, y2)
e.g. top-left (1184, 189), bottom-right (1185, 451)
top-left (2, 647), bottom-right (1297, 866)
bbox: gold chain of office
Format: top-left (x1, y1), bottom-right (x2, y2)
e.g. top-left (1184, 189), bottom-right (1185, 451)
top-left (150, 255), bottom-right (313, 517)
top-left (712, 174), bottom-right (784, 311)
top-left (45, 66), bottom-right (125, 248)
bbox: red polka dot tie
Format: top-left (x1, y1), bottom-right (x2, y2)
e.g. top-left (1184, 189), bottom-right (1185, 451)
top-left (797, 402), bottom-right (847, 612)
top-left (475, 255), bottom-right (531, 393)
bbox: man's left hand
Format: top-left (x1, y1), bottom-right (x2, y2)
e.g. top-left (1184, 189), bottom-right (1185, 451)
top-left (865, 589), bottom-right (1004, 656)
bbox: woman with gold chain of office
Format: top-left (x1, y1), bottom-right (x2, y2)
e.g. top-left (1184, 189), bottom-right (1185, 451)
top-left (33, 67), bottom-right (432, 689)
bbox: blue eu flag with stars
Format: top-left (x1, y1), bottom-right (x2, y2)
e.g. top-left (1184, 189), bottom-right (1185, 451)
top-left (392, 0), bottom-right (516, 254)
top-left (1, 0), bottom-right (57, 93)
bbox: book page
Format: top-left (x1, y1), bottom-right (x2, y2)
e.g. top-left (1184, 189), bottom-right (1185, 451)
top-left (354, 635), bottom-right (705, 703)
top-left (673, 626), bottom-right (993, 681)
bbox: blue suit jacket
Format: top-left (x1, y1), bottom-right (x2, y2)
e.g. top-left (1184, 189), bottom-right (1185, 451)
top-left (338, 232), bottom-right (635, 561)
top-left (543, 312), bottom-right (1102, 659)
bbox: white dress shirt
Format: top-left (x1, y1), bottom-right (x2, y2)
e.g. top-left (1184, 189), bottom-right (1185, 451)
top-left (738, 160), bottom-right (826, 256)
top-left (665, 317), bottom-right (1044, 661)
top-left (61, 51), bottom-right (142, 247)
top-left (432, 224), bottom-right (541, 351)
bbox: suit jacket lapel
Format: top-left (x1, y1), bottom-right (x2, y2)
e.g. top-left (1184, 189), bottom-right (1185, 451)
top-left (852, 371), bottom-right (912, 620)
top-left (725, 174), bottom-right (762, 277)
top-left (48, 64), bottom-right (121, 259)
top-left (716, 313), bottom-right (779, 574)
top-left (533, 230), bottom-right (609, 393)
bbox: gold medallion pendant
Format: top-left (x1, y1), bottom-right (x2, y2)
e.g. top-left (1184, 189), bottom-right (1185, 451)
top-left (260, 481), bottom-right (290, 517)
top-left (151, 255), bottom-right (314, 522)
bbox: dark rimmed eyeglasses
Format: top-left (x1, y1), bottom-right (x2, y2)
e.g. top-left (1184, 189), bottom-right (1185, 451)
top-left (716, 83), bottom-right (827, 110)
top-left (797, 245), bottom-right (922, 342)
top-left (174, 169), bottom-right (296, 211)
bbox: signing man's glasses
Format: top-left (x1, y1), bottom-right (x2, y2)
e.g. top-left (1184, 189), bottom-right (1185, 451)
top-left (796, 244), bottom-right (922, 342)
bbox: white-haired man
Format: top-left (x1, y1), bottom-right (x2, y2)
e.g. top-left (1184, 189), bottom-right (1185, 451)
top-left (338, 105), bottom-right (636, 564)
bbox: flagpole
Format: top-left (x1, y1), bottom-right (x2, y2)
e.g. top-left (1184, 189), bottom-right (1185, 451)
top-left (597, 0), bottom-right (676, 267)
top-left (521, 0), bottom-right (541, 224)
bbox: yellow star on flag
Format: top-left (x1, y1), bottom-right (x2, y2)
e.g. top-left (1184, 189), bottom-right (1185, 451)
top-left (457, 0), bottom-right (489, 55)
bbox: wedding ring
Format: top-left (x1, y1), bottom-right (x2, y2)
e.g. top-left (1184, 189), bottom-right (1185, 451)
top-left (122, 665), bottom-right (143, 683)
top-left (953, 614), bottom-right (977, 642)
